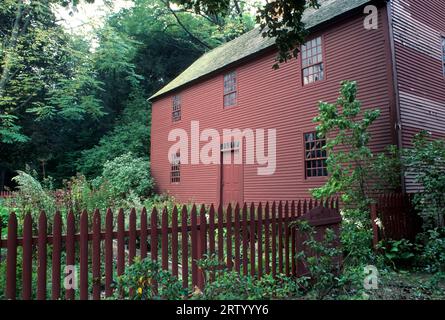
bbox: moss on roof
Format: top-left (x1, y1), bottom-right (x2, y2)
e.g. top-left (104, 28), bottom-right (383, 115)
top-left (150, 0), bottom-right (371, 101)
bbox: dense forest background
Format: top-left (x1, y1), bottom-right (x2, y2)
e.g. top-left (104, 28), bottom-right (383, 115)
top-left (0, 0), bottom-right (258, 189)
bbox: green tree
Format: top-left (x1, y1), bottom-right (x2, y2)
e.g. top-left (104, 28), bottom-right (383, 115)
top-left (171, 0), bottom-right (322, 67)
top-left (312, 81), bottom-right (381, 264)
top-left (312, 81), bottom-right (381, 209)
top-left (0, 0), bottom-right (103, 143)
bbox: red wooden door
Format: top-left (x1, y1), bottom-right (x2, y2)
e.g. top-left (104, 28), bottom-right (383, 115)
top-left (221, 150), bottom-right (243, 207)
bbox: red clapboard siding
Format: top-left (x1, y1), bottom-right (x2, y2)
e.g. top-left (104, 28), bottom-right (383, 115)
top-left (390, 0), bottom-right (445, 192)
top-left (150, 7), bottom-right (395, 204)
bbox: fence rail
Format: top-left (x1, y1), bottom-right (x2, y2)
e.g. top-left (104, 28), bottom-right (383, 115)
top-left (0, 191), bottom-right (13, 198)
top-left (0, 198), bottom-right (340, 300)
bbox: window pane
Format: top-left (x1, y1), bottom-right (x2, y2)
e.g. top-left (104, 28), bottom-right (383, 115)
top-left (171, 152), bottom-right (181, 183)
top-left (304, 131), bottom-right (328, 178)
top-left (301, 37), bottom-right (323, 85)
top-left (172, 95), bottom-right (181, 122)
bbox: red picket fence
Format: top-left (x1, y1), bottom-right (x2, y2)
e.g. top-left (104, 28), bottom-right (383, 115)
top-left (370, 193), bottom-right (422, 246)
top-left (0, 191), bottom-right (13, 198)
top-left (0, 198), bottom-right (340, 300)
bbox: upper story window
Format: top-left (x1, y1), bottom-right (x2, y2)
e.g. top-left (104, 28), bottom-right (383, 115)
top-left (172, 95), bottom-right (181, 122)
top-left (170, 152), bottom-right (181, 183)
top-left (304, 132), bottom-right (328, 178)
top-left (442, 37), bottom-right (445, 77)
top-left (223, 71), bottom-right (237, 107)
top-left (302, 37), bottom-right (324, 85)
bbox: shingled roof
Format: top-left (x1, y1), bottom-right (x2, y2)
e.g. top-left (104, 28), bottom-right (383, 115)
top-left (149, 0), bottom-right (371, 101)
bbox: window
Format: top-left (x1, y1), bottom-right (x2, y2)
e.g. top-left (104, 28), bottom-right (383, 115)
top-left (172, 95), bottom-right (181, 122)
top-left (302, 37), bottom-right (324, 85)
top-left (223, 71), bottom-right (237, 107)
top-left (442, 37), bottom-right (445, 77)
top-left (170, 152), bottom-right (181, 183)
top-left (220, 140), bottom-right (240, 152)
top-left (304, 132), bottom-right (328, 178)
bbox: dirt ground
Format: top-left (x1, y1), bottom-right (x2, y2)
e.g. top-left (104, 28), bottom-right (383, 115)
top-left (365, 271), bottom-right (445, 300)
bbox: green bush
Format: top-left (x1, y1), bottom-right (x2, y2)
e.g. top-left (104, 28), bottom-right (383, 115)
top-left (195, 256), bottom-right (305, 300)
top-left (415, 228), bottom-right (445, 273)
top-left (0, 200), bottom-right (8, 238)
top-left (340, 209), bottom-right (374, 266)
top-left (377, 239), bottom-right (416, 269)
top-left (115, 257), bottom-right (187, 300)
top-left (93, 152), bottom-right (154, 199)
top-left (403, 131), bottom-right (445, 229)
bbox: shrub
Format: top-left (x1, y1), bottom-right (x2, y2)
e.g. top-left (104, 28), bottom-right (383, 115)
top-left (340, 209), bottom-right (374, 266)
top-left (415, 228), bottom-right (445, 273)
top-left (312, 81), bottom-right (381, 265)
top-left (377, 239), bottom-right (416, 269)
top-left (403, 131), bottom-right (445, 229)
top-left (0, 200), bottom-right (8, 237)
top-left (4, 169), bottom-right (57, 231)
top-left (291, 220), bottom-right (343, 299)
top-left (115, 257), bottom-right (187, 300)
top-left (195, 256), bottom-right (305, 300)
top-left (94, 152), bottom-right (154, 199)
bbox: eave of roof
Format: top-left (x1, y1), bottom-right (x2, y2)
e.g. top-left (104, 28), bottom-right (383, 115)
top-left (149, 0), bottom-right (371, 101)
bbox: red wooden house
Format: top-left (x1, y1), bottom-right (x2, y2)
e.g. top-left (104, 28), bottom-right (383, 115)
top-left (149, 0), bottom-right (445, 205)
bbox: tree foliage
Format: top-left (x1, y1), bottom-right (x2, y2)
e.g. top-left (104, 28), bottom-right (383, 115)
top-left (0, 0), bottom-right (104, 143)
top-left (312, 81), bottom-right (381, 265)
top-left (312, 80), bottom-right (381, 209)
top-left (404, 131), bottom-right (445, 228)
top-left (171, 0), bottom-right (322, 67)
top-left (1, 0), bottom-right (255, 186)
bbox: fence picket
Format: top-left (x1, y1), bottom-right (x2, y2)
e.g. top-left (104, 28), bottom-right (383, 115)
top-left (52, 212), bottom-right (62, 300)
top-left (198, 205), bottom-right (207, 289)
top-left (92, 209), bottom-right (101, 300)
top-left (6, 213), bottom-right (17, 300)
top-left (271, 202), bottom-right (277, 278)
top-left (37, 211), bottom-right (47, 300)
top-left (234, 204), bottom-right (241, 273)
top-left (117, 209), bottom-right (125, 279)
top-left (162, 207), bottom-right (169, 271)
top-left (208, 205), bottom-right (216, 282)
top-left (65, 211), bottom-right (75, 300)
top-left (191, 205), bottom-right (198, 288)
top-left (171, 206), bottom-right (179, 278)
top-left (200, 205), bottom-right (207, 255)
top-left (217, 204), bottom-right (224, 263)
top-left (257, 202), bottom-right (263, 279)
top-left (278, 202), bottom-right (283, 274)
top-left (141, 208), bottom-right (148, 259)
top-left (151, 207), bottom-right (159, 293)
top-left (284, 201), bottom-right (290, 276)
top-left (291, 201), bottom-right (296, 276)
top-left (264, 202), bottom-right (270, 275)
top-left (249, 202), bottom-right (255, 277)
top-left (79, 210), bottom-right (88, 300)
top-left (242, 203), bottom-right (248, 276)
top-left (181, 206), bottom-right (189, 289)
top-left (105, 209), bottom-right (113, 297)
top-left (129, 208), bottom-right (137, 265)
top-left (22, 214), bottom-right (32, 300)
top-left (226, 204), bottom-right (233, 270)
